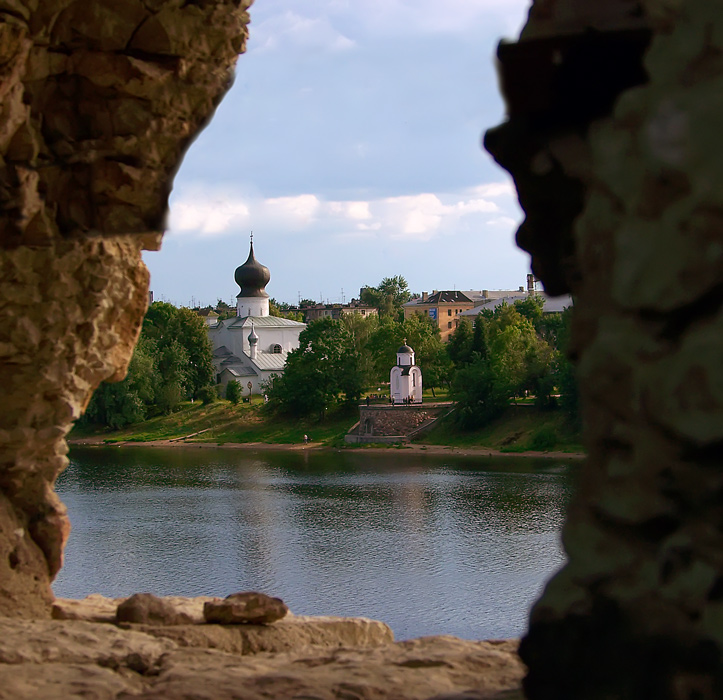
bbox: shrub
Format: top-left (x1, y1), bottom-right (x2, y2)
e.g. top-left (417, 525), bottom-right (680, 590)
top-left (528, 425), bottom-right (558, 451)
top-left (197, 385), bottom-right (217, 405)
top-left (225, 380), bottom-right (242, 404)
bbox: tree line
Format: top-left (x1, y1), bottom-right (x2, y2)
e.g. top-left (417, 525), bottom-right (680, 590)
top-left (80, 302), bottom-right (216, 429)
top-left (265, 277), bottom-right (578, 428)
top-left (82, 277), bottom-right (578, 432)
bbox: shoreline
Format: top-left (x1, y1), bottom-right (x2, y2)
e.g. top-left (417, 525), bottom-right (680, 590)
top-left (68, 437), bottom-right (585, 460)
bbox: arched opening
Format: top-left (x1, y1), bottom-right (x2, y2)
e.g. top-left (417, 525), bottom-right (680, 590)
top-left (5, 3), bottom-right (716, 699)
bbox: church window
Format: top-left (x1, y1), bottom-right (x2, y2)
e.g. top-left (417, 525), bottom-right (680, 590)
top-left (412, 373), bottom-right (416, 387)
top-left (272, 344), bottom-right (282, 354)
top-left (448, 322), bottom-right (452, 329)
top-left (361, 309), bottom-right (365, 315)
top-left (447, 309), bottom-right (452, 316)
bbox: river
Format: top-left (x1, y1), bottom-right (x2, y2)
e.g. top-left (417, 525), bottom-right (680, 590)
top-left (53, 446), bottom-right (575, 641)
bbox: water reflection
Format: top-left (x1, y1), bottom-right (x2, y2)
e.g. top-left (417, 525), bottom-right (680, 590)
top-left (54, 447), bottom-right (575, 640)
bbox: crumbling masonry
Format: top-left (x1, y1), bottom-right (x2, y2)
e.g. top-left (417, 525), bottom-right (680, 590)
top-left (1, 0), bottom-right (722, 698)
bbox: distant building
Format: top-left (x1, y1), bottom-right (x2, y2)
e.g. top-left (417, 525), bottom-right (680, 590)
top-left (302, 300), bottom-right (378, 323)
top-left (209, 238), bottom-right (306, 395)
top-left (196, 308), bottom-right (220, 326)
top-left (457, 293), bottom-right (574, 320)
top-left (403, 290), bottom-right (477, 342)
top-left (403, 280), bottom-right (543, 341)
top-left (390, 341), bottom-right (422, 405)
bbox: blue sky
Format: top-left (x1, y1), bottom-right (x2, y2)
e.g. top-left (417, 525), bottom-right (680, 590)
top-left (145, 0), bottom-right (531, 307)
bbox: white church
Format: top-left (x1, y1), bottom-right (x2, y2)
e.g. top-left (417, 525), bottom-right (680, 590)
top-left (210, 238), bottom-right (306, 396)
top-left (390, 340), bottom-right (423, 404)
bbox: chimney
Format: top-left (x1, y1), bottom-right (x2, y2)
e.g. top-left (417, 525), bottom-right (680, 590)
top-left (527, 273), bottom-right (536, 294)
top-left (482, 290), bottom-right (488, 299)
top-left (422, 291), bottom-right (428, 301)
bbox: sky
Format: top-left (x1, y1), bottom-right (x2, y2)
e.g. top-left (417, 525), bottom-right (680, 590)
top-left (144, 0), bottom-right (532, 308)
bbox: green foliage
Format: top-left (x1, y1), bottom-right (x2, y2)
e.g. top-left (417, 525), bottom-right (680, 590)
top-left (528, 425), bottom-right (558, 451)
top-left (269, 298), bottom-right (304, 321)
top-left (82, 301), bottom-right (217, 428)
top-left (360, 275), bottom-right (411, 321)
top-left (364, 313), bottom-right (448, 392)
top-left (447, 317), bottom-right (474, 367)
top-left (553, 307), bottom-right (580, 425)
top-left (225, 380), bottom-right (242, 404)
top-left (265, 317), bottom-right (364, 417)
top-left (447, 297), bottom-right (571, 429)
top-left (197, 385), bottom-right (217, 405)
top-left (451, 358), bottom-right (510, 429)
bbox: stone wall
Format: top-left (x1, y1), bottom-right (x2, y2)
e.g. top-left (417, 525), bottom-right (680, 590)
top-left (0, 0), bottom-right (722, 698)
top-left (487, 1), bottom-right (723, 698)
top-left (347, 404), bottom-right (451, 444)
top-left (0, 0), bottom-right (252, 618)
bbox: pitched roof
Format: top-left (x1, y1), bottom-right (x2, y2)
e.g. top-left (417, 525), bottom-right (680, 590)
top-left (226, 315), bottom-right (306, 329)
top-left (220, 366), bottom-right (258, 378)
top-left (405, 290), bottom-right (473, 305)
top-left (250, 351), bottom-right (288, 371)
top-left (458, 294), bottom-right (574, 316)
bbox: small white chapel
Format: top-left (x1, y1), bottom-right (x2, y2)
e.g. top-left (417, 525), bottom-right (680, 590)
top-left (390, 341), bottom-right (423, 404)
top-left (209, 236), bottom-right (306, 396)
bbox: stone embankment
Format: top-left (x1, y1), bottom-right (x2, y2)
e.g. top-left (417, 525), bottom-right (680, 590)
top-left (346, 403), bottom-right (454, 445)
top-left (0, 593), bottom-right (525, 699)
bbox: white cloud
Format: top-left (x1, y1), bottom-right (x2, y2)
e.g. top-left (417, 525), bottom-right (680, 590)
top-left (264, 194), bottom-right (321, 226)
top-left (251, 10), bottom-right (355, 54)
top-left (169, 195), bottom-right (249, 236)
top-left (468, 181), bottom-right (516, 198)
top-left (346, 0), bottom-right (529, 36)
top-left (487, 216), bottom-right (518, 228)
top-left (167, 184), bottom-right (513, 243)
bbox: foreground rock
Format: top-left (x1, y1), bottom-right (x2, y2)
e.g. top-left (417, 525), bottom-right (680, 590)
top-left (0, 617), bottom-right (524, 699)
top-left (117, 593), bottom-right (196, 626)
top-left (203, 591), bottom-right (289, 625)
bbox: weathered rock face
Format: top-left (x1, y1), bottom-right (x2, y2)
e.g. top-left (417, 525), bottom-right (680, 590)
top-left (488, 1), bottom-right (723, 697)
top-left (0, 0), bottom-right (252, 618)
top-left (0, 616), bottom-right (524, 700)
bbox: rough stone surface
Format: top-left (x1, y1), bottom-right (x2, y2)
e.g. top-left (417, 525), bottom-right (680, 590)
top-left (53, 594), bottom-right (217, 624)
top-left (128, 614), bottom-right (395, 655)
top-left (53, 594), bottom-right (395, 655)
top-left (0, 617), bottom-right (524, 700)
top-left (354, 405), bottom-right (449, 438)
top-left (203, 591), bottom-right (289, 625)
top-left (117, 592), bottom-right (194, 626)
top-left (487, 1), bottom-right (723, 698)
top-left (0, 0), bottom-right (252, 618)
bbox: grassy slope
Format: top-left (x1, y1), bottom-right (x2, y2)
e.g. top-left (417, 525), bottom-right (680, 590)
top-left (70, 399), bottom-right (358, 447)
top-left (71, 397), bottom-right (583, 453)
top-left (419, 407), bottom-right (583, 453)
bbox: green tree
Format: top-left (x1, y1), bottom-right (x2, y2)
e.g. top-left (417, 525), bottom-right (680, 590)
top-left (225, 380), bottom-right (242, 404)
top-left (269, 298), bottom-right (304, 322)
top-left (81, 335), bottom-right (159, 428)
top-left (361, 275), bottom-right (411, 321)
top-left (553, 306), bottom-right (580, 424)
top-left (143, 302), bottom-right (215, 401)
top-left (265, 317), bottom-right (363, 417)
top-left (451, 357), bottom-right (510, 429)
top-left (447, 317), bottom-right (475, 368)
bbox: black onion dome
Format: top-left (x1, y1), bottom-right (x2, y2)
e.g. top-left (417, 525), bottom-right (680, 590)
top-left (235, 242), bottom-right (270, 298)
top-left (397, 343), bottom-right (414, 354)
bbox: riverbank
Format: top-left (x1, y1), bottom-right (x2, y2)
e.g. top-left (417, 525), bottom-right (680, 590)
top-left (69, 399), bottom-right (584, 458)
top-left (69, 436), bottom-right (584, 460)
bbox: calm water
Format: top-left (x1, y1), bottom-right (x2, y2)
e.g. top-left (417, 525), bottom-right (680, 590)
top-left (54, 447), bottom-right (575, 640)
